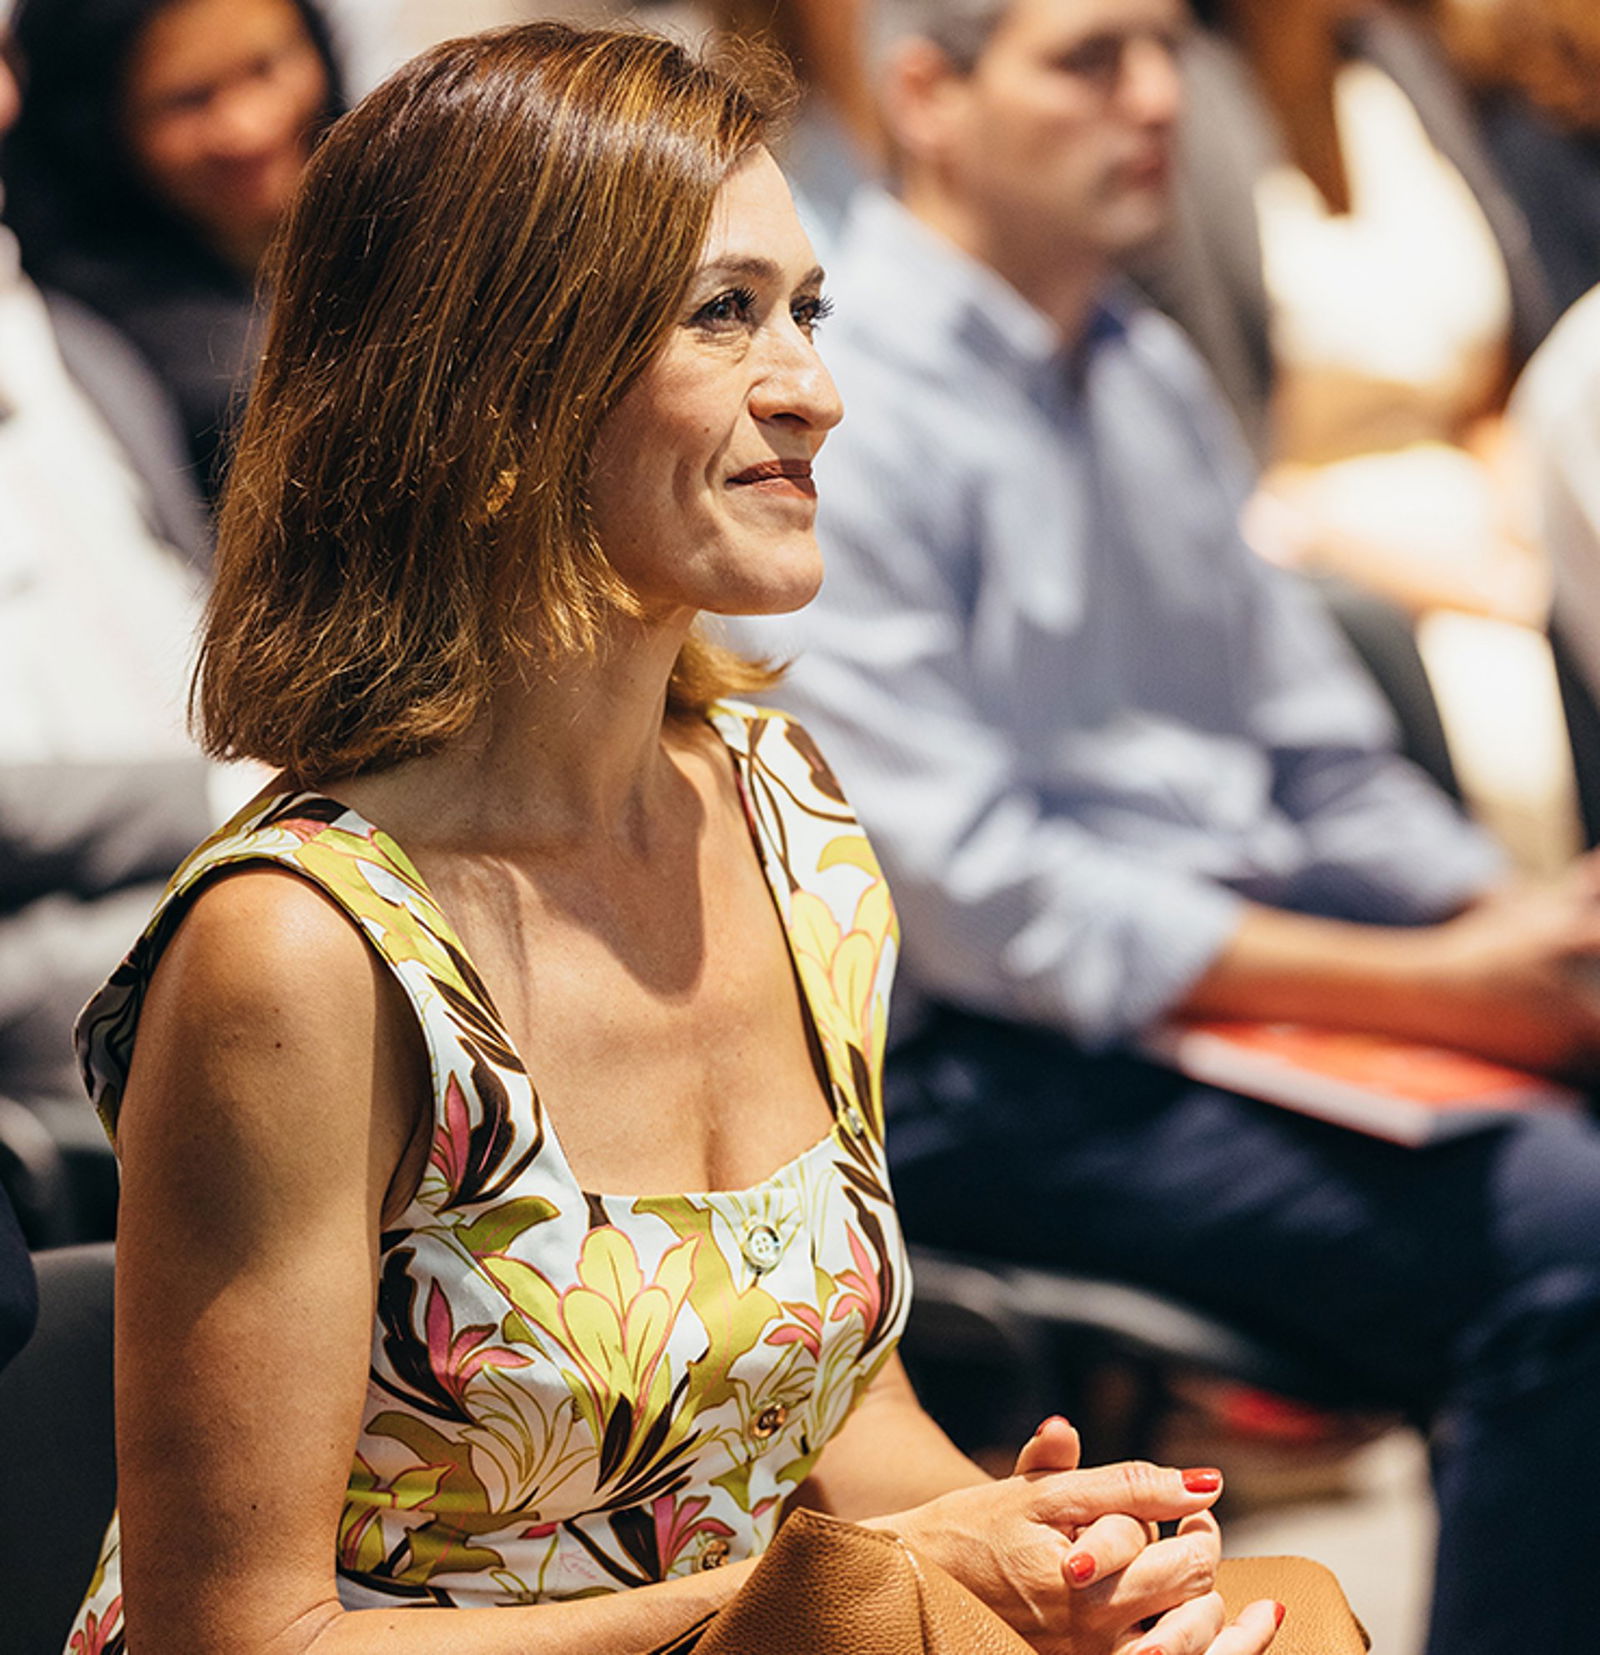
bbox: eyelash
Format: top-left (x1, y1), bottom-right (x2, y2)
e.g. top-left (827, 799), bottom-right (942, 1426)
top-left (795, 294), bottom-right (835, 335)
top-left (690, 288), bottom-right (835, 336)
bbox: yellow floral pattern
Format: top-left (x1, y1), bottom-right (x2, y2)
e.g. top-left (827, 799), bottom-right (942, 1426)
top-left (66, 705), bottom-right (908, 1633)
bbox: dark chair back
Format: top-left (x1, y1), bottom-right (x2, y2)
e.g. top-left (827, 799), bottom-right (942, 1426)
top-left (1550, 618), bottom-right (1600, 849)
top-left (0, 1243), bottom-right (115, 1655)
top-left (0, 1097), bottom-right (74, 1250)
top-left (901, 1245), bottom-right (1390, 1464)
top-left (1314, 574), bottom-right (1461, 800)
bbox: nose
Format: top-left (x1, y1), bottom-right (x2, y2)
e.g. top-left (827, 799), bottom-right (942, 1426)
top-left (1122, 34), bottom-right (1183, 128)
top-left (752, 328), bottom-right (845, 439)
top-left (206, 78), bottom-right (298, 161)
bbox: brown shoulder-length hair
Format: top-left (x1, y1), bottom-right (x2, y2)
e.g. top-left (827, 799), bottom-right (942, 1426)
top-left (196, 24), bottom-right (791, 781)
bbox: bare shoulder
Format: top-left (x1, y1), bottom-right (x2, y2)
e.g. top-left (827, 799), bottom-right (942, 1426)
top-left (140, 862), bottom-right (381, 1047)
top-left (118, 864), bottom-right (423, 1230)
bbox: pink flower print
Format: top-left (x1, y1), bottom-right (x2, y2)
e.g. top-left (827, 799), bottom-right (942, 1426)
top-left (424, 1063), bottom-right (539, 1208)
top-left (765, 1301), bottom-right (824, 1359)
top-left (829, 1228), bottom-right (884, 1329)
top-left (519, 1520), bottom-right (560, 1540)
top-left (425, 1280), bottom-right (532, 1409)
top-left (252, 792), bottom-right (347, 840)
top-left (652, 1492), bottom-right (735, 1573)
top-left (69, 1597), bottom-right (123, 1655)
top-left (429, 1073), bottom-right (474, 1190)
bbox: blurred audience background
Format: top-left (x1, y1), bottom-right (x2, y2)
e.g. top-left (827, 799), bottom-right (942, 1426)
top-left (3, 0), bottom-right (344, 504)
top-left (327, 2), bottom-right (882, 241)
top-left (0, 9), bottom-right (252, 1248)
top-left (1439, 0), bottom-right (1600, 325)
top-left (7, 3), bottom-right (1600, 1645)
top-left (1134, 0), bottom-right (1579, 866)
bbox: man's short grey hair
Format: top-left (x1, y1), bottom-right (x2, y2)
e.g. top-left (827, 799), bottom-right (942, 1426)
top-left (869, 0), bottom-right (1016, 75)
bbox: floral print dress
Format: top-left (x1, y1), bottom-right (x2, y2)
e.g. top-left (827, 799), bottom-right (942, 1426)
top-left (65, 704), bottom-right (911, 1649)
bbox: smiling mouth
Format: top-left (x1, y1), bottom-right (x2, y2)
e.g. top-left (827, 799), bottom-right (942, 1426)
top-left (727, 459), bottom-right (816, 497)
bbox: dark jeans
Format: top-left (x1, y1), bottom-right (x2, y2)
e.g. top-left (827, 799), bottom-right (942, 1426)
top-left (886, 1007), bottom-right (1600, 1655)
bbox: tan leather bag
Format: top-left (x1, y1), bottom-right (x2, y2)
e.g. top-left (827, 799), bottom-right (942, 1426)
top-left (692, 1509), bottom-right (1033, 1655)
top-left (680, 1509), bottom-right (1370, 1655)
top-left (1218, 1556), bottom-right (1371, 1655)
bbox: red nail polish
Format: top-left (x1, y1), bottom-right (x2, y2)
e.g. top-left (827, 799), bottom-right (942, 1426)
top-left (1066, 1551), bottom-right (1095, 1584)
top-left (1182, 1467), bottom-right (1222, 1493)
top-left (1274, 1602), bottom-right (1287, 1628)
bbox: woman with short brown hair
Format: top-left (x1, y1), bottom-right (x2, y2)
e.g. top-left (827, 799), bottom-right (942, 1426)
top-left (65, 25), bottom-right (1280, 1655)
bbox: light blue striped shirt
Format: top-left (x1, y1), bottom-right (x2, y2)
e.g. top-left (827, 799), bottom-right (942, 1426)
top-left (727, 190), bottom-right (1504, 1049)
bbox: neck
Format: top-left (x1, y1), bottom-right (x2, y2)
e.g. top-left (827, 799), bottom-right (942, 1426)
top-left (899, 171), bottom-right (1108, 345)
top-left (344, 606), bottom-right (699, 857)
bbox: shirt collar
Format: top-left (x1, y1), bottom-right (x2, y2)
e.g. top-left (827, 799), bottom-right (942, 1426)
top-left (834, 188), bottom-right (1127, 384)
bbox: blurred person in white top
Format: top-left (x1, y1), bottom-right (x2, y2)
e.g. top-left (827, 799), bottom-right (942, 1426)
top-left (0, 22), bottom-right (249, 1103)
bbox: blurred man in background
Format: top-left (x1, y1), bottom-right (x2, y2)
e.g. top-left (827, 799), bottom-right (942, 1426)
top-left (730, 2), bottom-right (1600, 1649)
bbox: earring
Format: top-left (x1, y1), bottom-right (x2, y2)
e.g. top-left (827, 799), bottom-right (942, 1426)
top-left (486, 467), bottom-right (519, 517)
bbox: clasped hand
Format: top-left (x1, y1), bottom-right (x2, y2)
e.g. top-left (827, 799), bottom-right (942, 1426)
top-left (880, 1418), bottom-right (1282, 1655)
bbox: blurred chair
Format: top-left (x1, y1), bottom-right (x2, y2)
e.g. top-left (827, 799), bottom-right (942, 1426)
top-left (1316, 575), bottom-right (1462, 801)
top-left (27, 1095), bottom-right (119, 1245)
top-left (900, 1246), bottom-right (1392, 1465)
top-left (1555, 622), bottom-right (1600, 853)
top-left (1550, 617), bottom-right (1600, 849)
top-left (0, 1241), bottom-right (115, 1655)
top-left (0, 1094), bottom-right (74, 1250)
top-left (0, 1093), bottom-right (117, 1248)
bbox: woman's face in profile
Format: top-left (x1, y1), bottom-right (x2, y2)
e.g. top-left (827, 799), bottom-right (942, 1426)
top-left (587, 147), bottom-right (844, 624)
top-left (121, 0), bottom-right (328, 261)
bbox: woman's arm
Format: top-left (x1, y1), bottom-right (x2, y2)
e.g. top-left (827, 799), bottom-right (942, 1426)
top-left (791, 1353), bottom-right (992, 1517)
top-left (112, 867), bottom-right (759, 1655)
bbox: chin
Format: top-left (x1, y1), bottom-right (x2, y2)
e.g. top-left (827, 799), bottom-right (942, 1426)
top-left (716, 538), bottom-right (824, 618)
top-left (712, 584), bottom-right (821, 622)
top-left (710, 568), bottom-right (824, 620)
top-left (1105, 188), bottom-right (1175, 253)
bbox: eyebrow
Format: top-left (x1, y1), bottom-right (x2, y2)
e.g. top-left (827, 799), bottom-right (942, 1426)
top-left (696, 256), bottom-right (826, 288)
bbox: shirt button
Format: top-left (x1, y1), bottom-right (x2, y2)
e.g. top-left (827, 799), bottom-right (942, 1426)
top-left (742, 1223), bottom-right (782, 1274)
top-left (752, 1402), bottom-right (789, 1439)
top-left (697, 1537), bottom-right (732, 1571)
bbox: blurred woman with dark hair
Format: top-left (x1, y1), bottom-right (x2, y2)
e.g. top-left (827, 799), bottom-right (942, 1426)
top-left (3, 0), bottom-right (344, 499)
top-left (62, 23), bottom-right (1280, 1655)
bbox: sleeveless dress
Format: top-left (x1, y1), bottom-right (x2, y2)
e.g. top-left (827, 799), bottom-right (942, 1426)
top-left (64, 704), bottom-right (911, 1647)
